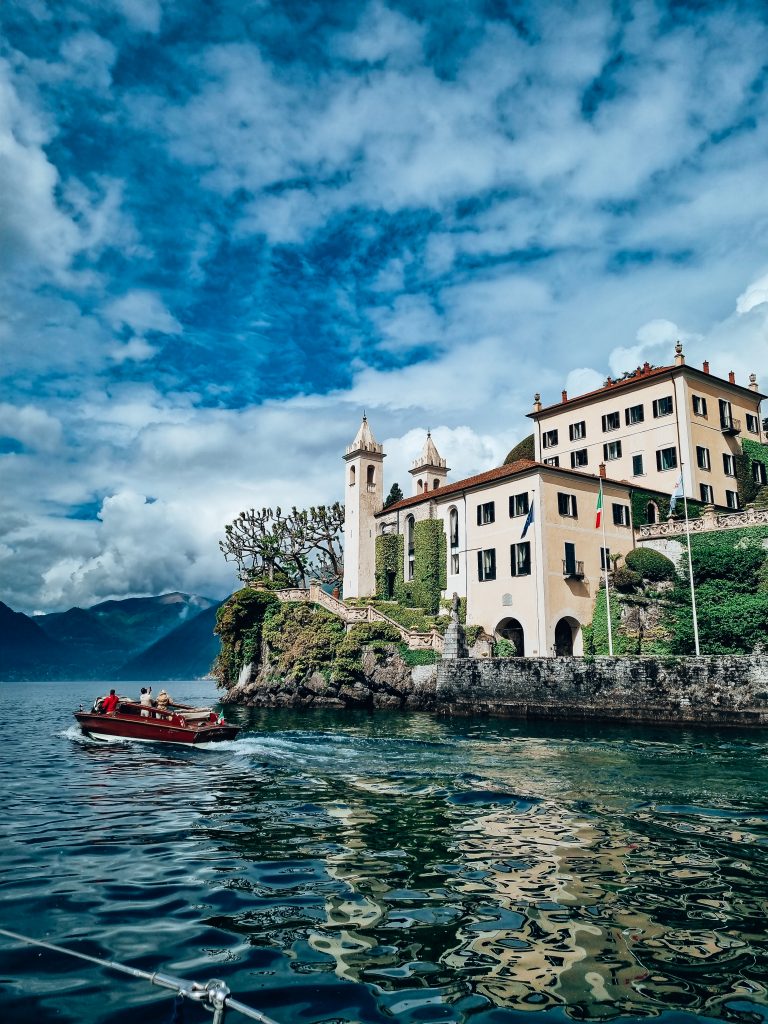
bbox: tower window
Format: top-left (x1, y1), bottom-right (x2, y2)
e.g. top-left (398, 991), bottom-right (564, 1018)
top-left (349, 465), bottom-right (356, 486)
top-left (367, 465), bottom-right (376, 491)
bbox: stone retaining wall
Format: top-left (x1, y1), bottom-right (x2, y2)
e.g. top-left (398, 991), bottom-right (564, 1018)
top-left (436, 655), bottom-right (768, 727)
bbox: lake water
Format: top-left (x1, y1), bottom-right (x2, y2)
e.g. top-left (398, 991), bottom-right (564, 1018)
top-left (2, 680), bottom-right (768, 1024)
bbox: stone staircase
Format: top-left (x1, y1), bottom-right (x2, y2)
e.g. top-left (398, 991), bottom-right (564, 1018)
top-left (274, 584), bottom-right (444, 653)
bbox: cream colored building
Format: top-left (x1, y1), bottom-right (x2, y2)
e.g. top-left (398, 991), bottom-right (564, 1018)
top-left (529, 343), bottom-right (766, 511)
top-left (342, 345), bottom-right (766, 655)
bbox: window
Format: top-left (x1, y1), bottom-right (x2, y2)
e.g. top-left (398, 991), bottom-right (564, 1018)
top-left (570, 448), bottom-right (588, 468)
top-left (723, 453), bottom-right (737, 476)
top-left (726, 490), bottom-right (739, 510)
top-left (367, 465), bottom-right (376, 490)
top-left (563, 542), bottom-right (581, 577)
top-left (477, 501), bottom-right (495, 525)
top-left (543, 456), bottom-right (560, 467)
top-left (477, 548), bottom-right (496, 581)
top-left (692, 394), bottom-right (708, 417)
top-left (449, 508), bottom-right (459, 575)
top-left (450, 554), bottom-right (460, 575)
top-left (612, 503), bottom-right (630, 526)
top-left (719, 398), bottom-right (736, 430)
top-left (600, 547), bottom-right (611, 571)
top-left (696, 446), bottom-right (710, 470)
top-left (653, 396), bottom-right (674, 418)
top-left (557, 492), bottom-right (578, 517)
top-left (632, 454), bottom-right (644, 476)
top-left (625, 404), bottom-right (644, 425)
top-left (656, 446), bottom-right (678, 471)
top-left (753, 462), bottom-right (768, 485)
top-left (542, 429), bottom-right (559, 449)
top-left (746, 413), bottom-right (759, 433)
top-left (509, 493), bottom-right (529, 518)
top-left (569, 421), bottom-right (586, 441)
top-left (406, 516), bottom-right (415, 581)
top-left (349, 465), bottom-right (356, 486)
top-left (510, 541), bottom-right (531, 576)
top-left (603, 440), bottom-right (622, 461)
top-left (700, 483), bottom-right (714, 503)
top-left (602, 411), bottom-right (620, 432)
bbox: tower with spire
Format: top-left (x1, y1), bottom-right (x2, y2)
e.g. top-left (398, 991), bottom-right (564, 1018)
top-left (409, 431), bottom-right (449, 496)
top-left (343, 415), bottom-right (384, 598)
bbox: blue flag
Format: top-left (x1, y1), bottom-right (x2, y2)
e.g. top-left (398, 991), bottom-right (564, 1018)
top-left (521, 501), bottom-right (534, 538)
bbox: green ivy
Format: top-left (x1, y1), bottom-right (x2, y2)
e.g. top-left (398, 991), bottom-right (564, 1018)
top-left (375, 533), bottom-right (405, 600)
top-left (412, 519), bottom-right (447, 614)
top-left (582, 583), bottom-right (631, 655)
top-left (397, 644), bottom-right (438, 666)
top-left (213, 587), bottom-right (280, 686)
top-left (631, 488), bottom-right (704, 526)
top-left (739, 439), bottom-right (768, 506)
top-left (440, 595), bottom-right (467, 623)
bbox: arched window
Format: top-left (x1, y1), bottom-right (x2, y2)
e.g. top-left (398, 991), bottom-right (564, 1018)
top-left (449, 507), bottom-right (459, 575)
top-left (433, 479), bottom-right (440, 489)
top-left (349, 465), bottom-right (356, 487)
top-left (406, 516), bottom-right (415, 581)
top-left (417, 478), bottom-right (424, 493)
top-left (646, 501), bottom-right (658, 524)
top-left (366, 465), bottom-right (375, 490)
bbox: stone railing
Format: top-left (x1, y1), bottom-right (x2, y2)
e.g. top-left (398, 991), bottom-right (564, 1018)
top-left (637, 506), bottom-right (768, 540)
top-left (273, 585), bottom-right (444, 652)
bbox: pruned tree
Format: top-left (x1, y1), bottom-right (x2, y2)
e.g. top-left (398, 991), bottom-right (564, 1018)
top-left (220, 503), bottom-right (344, 589)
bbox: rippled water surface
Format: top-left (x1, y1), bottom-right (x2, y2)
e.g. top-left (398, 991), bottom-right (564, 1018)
top-left (2, 681), bottom-right (768, 1024)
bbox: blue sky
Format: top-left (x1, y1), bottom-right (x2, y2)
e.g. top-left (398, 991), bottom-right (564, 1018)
top-left (2, 0), bottom-right (768, 613)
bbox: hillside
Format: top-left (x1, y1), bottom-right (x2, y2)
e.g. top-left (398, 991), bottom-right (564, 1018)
top-left (116, 604), bottom-right (222, 680)
top-left (0, 593), bottom-right (221, 681)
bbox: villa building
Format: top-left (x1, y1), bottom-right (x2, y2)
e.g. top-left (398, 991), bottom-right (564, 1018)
top-left (342, 345), bottom-right (767, 657)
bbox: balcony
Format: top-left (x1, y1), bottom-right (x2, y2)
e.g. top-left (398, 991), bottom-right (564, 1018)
top-left (563, 559), bottom-right (584, 579)
top-left (720, 416), bottom-right (741, 435)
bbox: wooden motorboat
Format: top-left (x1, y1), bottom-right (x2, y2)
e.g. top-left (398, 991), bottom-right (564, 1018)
top-left (74, 699), bottom-right (240, 745)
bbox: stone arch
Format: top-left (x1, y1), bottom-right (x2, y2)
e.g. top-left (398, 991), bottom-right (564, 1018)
top-left (554, 616), bottom-right (581, 656)
top-left (495, 617), bottom-right (524, 656)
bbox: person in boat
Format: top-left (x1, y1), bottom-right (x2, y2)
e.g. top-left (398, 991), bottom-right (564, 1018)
top-left (100, 689), bottom-right (119, 715)
top-left (156, 688), bottom-right (172, 712)
top-left (139, 687), bottom-right (152, 717)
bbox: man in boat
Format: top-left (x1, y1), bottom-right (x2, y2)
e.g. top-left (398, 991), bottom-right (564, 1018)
top-left (100, 689), bottom-right (119, 714)
top-left (139, 687), bottom-right (152, 717)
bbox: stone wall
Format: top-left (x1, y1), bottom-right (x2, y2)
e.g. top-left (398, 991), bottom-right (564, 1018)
top-left (436, 655), bottom-right (768, 727)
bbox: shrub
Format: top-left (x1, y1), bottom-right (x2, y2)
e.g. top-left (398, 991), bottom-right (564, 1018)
top-left (397, 644), bottom-right (438, 666)
top-left (492, 638), bottom-right (517, 657)
top-left (625, 547), bottom-right (677, 582)
top-left (613, 566), bottom-right (642, 592)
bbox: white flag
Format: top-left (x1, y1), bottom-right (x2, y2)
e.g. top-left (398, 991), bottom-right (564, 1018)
top-left (670, 473), bottom-right (684, 514)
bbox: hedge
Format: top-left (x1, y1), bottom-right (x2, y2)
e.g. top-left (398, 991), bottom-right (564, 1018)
top-left (624, 547), bottom-right (677, 582)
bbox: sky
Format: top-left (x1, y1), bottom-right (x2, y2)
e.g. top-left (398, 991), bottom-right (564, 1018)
top-left (2, 0), bottom-right (768, 614)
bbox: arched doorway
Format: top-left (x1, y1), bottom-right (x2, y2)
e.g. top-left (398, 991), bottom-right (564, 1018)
top-left (554, 617), bottom-right (580, 656)
top-left (496, 617), bottom-right (524, 656)
top-left (646, 501), bottom-right (658, 525)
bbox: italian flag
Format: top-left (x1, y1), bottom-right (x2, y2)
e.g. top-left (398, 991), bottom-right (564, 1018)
top-left (595, 486), bottom-right (603, 528)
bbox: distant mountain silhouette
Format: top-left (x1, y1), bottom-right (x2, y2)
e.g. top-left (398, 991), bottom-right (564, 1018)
top-left (0, 593), bottom-right (221, 681)
top-left (116, 604), bottom-right (221, 681)
top-left (0, 602), bottom-right (73, 679)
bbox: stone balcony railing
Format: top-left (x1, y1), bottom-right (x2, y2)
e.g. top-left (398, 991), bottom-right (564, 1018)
top-left (637, 505), bottom-right (768, 540)
top-left (273, 584), bottom-right (444, 652)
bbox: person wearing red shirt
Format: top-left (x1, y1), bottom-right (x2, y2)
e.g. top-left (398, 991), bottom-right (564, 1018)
top-left (101, 690), bottom-right (119, 714)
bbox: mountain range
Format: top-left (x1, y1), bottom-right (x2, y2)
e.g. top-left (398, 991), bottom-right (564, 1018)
top-left (0, 592), bottom-right (222, 681)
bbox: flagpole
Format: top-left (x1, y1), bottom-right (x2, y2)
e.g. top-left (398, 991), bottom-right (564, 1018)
top-left (679, 462), bottom-right (701, 656)
top-left (599, 478), bottom-right (614, 655)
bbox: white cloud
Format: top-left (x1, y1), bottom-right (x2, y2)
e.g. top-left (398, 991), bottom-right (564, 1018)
top-left (104, 291), bottom-right (182, 335)
top-left (0, 403), bottom-right (62, 451)
top-left (736, 271), bottom-right (768, 316)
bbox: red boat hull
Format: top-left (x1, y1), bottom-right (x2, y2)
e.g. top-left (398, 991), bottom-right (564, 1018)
top-left (74, 711), bottom-right (240, 745)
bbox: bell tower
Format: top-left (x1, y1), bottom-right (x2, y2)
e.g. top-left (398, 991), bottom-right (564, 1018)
top-left (343, 415), bottom-right (384, 598)
top-left (409, 431), bottom-right (449, 496)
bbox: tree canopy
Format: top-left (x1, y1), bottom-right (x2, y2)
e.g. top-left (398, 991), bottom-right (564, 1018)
top-left (220, 504), bottom-right (344, 588)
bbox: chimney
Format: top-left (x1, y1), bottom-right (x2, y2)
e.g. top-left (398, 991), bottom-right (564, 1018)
top-left (749, 373), bottom-right (758, 392)
top-left (605, 376), bottom-right (613, 387)
top-left (561, 390), bottom-right (568, 402)
top-left (702, 360), bottom-right (710, 374)
top-left (728, 371), bottom-right (736, 385)
top-left (533, 393), bottom-right (542, 413)
top-left (674, 340), bottom-right (684, 366)
top-left (642, 361), bottom-right (651, 374)
top-left (598, 462), bottom-right (606, 479)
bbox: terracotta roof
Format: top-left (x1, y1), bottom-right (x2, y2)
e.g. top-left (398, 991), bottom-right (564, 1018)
top-left (376, 459), bottom-right (631, 516)
top-left (529, 361), bottom-right (767, 417)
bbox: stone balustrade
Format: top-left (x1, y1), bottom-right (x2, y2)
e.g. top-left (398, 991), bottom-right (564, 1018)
top-left (637, 505), bottom-right (768, 540)
top-left (272, 585), bottom-right (444, 652)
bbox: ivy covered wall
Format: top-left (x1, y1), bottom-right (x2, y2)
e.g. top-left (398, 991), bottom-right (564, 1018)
top-left (375, 533), bottom-right (405, 601)
top-left (738, 438), bottom-right (768, 505)
top-left (631, 487), bottom-right (704, 525)
top-left (412, 520), bottom-right (448, 614)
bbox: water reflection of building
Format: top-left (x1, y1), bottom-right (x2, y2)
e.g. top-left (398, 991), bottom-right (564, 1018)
top-left (307, 786), bottom-right (765, 1019)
